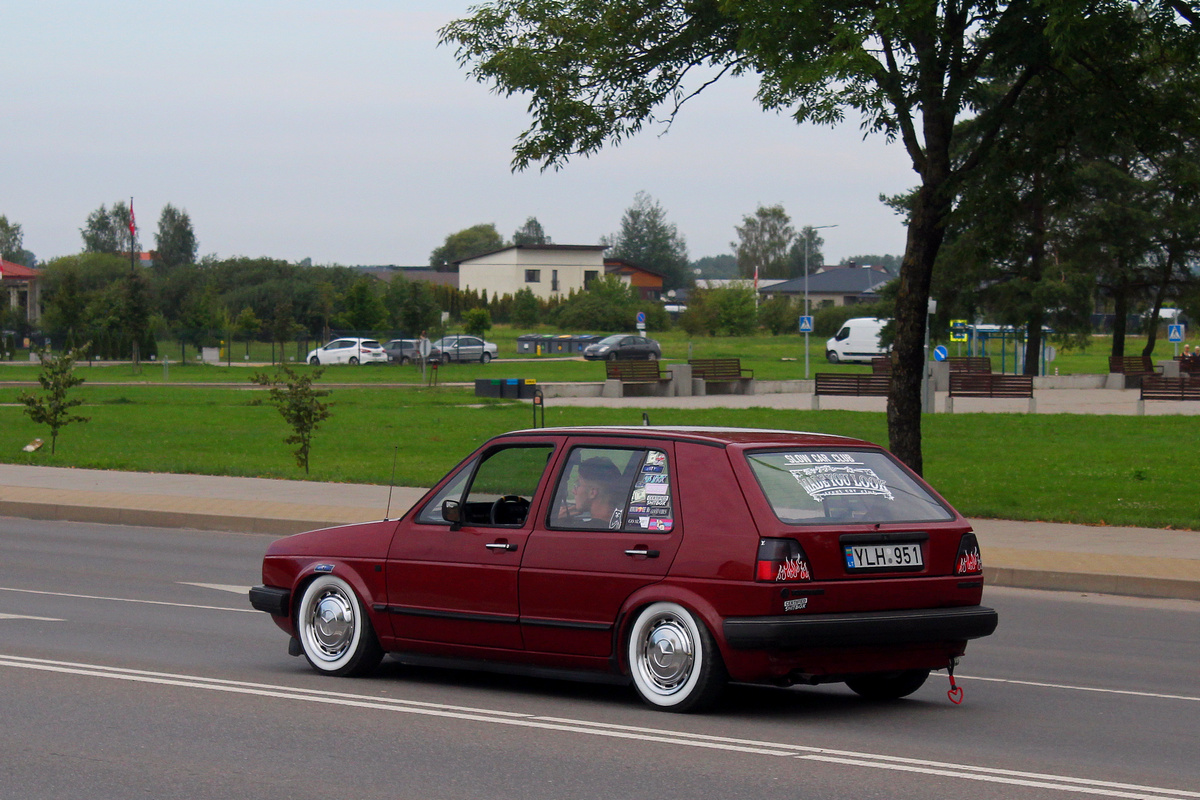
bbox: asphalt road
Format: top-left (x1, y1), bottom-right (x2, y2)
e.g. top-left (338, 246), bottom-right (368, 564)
top-left (2, 517), bottom-right (1198, 800)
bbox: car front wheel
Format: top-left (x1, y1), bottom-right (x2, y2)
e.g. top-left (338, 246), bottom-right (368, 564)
top-left (627, 602), bottom-right (726, 712)
top-left (296, 575), bottom-right (383, 677)
top-left (309, 356), bottom-right (320, 366)
top-left (647, 352), bottom-right (659, 361)
top-left (845, 669), bottom-right (930, 700)
top-left (826, 351), bottom-right (840, 364)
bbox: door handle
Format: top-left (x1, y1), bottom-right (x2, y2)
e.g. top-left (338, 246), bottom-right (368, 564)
top-left (486, 542), bottom-right (517, 552)
top-left (624, 548), bottom-right (660, 558)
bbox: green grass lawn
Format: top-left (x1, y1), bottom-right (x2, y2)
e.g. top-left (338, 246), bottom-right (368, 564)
top-left (0, 327), bottom-right (1189, 384)
top-left (2, 382), bottom-right (1197, 530)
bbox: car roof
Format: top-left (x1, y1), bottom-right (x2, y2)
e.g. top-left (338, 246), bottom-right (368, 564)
top-left (492, 426), bottom-right (874, 449)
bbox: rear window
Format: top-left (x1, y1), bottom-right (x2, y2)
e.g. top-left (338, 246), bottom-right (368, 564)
top-left (746, 450), bottom-right (954, 525)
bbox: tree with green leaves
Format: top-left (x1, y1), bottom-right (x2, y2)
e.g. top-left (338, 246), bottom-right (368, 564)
top-left (510, 287), bottom-right (541, 327)
top-left (463, 307), bottom-right (493, 337)
top-left (513, 216), bottom-right (550, 245)
top-left (1, 215), bottom-right (27, 264)
top-left (18, 345), bottom-right (91, 454)
top-left (154, 204), bottom-right (198, 268)
top-left (430, 224), bottom-right (505, 270)
top-left (788, 227), bottom-right (828, 278)
top-left (733, 205), bottom-right (795, 281)
top-left (341, 277), bottom-right (386, 332)
top-left (441, 0), bottom-right (1197, 474)
top-left (251, 364), bottom-right (332, 474)
top-left (601, 192), bottom-right (690, 290)
top-left (82, 201), bottom-right (138, 256)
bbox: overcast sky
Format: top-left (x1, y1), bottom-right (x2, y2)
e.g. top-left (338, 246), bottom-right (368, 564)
top-left (5, 1), bottom-right (918, 269)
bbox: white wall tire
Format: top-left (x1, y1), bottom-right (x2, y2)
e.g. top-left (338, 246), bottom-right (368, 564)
top-left (626, 602), bottom-right (726, 712)
top-left (296, 575), bottom-right (383, 677)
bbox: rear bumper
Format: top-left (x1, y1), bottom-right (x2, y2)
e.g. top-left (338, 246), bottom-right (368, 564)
top-left (723, 605), bottom-right (998, 650)
top-left (249, 585), bottom-right (291, 617)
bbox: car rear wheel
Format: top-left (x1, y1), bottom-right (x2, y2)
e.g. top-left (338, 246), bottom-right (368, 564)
top-left (309, 356), bottom-right (320, 366)
top-left (296, 575), bottom-right (383, 677)
top-left (627, 602), bottom-right (726, 712)
top-left (480, 352), bottom-right (492, 364)
top-left (826, 351), bottom-right (840, 364)
top-left (845, 669), bottom-right (930, 700)
top-left (647, 352), bottom-right (659, 361)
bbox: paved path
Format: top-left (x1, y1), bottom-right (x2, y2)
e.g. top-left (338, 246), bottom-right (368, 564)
top-left (1, 463), bottom-right (1196, 601)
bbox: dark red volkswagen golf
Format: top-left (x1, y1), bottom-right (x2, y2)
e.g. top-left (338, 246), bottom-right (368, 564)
top-left (250, 427), bottom-right (997, 712)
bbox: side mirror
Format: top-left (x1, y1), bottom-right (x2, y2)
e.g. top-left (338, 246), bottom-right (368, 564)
top-left (442, 499), bottom-right (462, 529)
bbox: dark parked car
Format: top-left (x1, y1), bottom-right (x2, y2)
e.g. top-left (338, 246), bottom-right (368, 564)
top-left (383, 339), bottom-right (442, 365)
top-left (582, 334), bottom-right (662, 361)
top-left (250, 426), bottom-right (997, 712)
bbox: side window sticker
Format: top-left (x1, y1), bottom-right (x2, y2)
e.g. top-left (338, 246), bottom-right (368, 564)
top-left (625, 449), bottom-right (673, 532)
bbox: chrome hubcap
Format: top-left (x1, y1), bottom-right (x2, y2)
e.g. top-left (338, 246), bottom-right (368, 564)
top-left (637, 614), bottom-right (694, 695)
top-left (307, 588), bottom-right (355, 661)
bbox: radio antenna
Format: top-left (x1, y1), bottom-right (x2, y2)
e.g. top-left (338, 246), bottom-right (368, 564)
top-left (384, 446), bottom-right (399, 520)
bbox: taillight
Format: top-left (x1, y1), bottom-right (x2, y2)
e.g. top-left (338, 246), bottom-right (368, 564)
top-left (756, 538), bottom-right (812, 582)
top-left (955, 533), bottom-right (983, 575)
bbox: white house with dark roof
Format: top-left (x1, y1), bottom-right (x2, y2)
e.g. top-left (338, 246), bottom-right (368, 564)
top-left (457, 244), bottom-right (610, 300)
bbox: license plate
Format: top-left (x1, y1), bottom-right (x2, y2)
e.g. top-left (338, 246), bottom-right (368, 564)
top-left (844, 542), bottom-right (923, 570)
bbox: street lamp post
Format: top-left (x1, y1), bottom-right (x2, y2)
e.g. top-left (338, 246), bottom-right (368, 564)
top-left (804, 224), bottom-right (838, 380)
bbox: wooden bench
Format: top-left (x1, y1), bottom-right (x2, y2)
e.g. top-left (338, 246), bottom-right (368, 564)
top-left (688, 358), bottom-right (755, 395)
top-left (948, 356), bottom-right (993, 374)
top-left (946, 373), bottom-right (1035, 413)
top-left (870, 357), bottom-right (892, 374)
top-left (1138, 376), bottom-right (1200, 414)
top-left (1109, 355), bottom-right (1162, 388)
top-left (811, 373), bottom-right (890, 409)
top-left (604, 360), bottom-right (674, 397)
top-left (1177, 354), bottom-right (1200, 376)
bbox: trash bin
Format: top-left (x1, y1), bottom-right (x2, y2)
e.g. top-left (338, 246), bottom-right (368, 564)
top-left (474, 379), bottom-right (503, 398)
top-left (516, 334), bottom-right (544, 354)
top-left (547, 335), bottom-right (571, 354)
top-left (573, 334), bottom-right (599, 353)
top-left (518, 378), bottom-right (538, 399)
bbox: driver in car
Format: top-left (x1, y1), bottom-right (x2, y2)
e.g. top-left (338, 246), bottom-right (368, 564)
top-left (557, 457), bottom-right (625, 529)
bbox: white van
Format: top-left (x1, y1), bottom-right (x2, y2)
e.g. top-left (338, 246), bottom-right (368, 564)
top-left (826, 318), bottom-right (889, 364)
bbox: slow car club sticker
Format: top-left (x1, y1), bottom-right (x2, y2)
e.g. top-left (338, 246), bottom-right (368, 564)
top-left (628, 450), bottom-right (672, 531)
top-left (784, 453), bottom-right (895, 501)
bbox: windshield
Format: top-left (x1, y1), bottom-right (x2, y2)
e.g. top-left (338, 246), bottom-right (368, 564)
top-left (746, 449), bottom-right (954, 525)
top-left (598, 335), bottom-right (624, 345)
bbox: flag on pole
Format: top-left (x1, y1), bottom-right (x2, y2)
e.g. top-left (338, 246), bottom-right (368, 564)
top-left (129, 198), bottom-right (136, 237)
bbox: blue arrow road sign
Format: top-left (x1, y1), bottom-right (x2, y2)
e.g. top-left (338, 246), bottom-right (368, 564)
top-left (1168, 324), bottom-right (1184, 343)
top-left (798, 315), bottom-right (814, 333)
top-left (934, 345), bottom-right (948, 361)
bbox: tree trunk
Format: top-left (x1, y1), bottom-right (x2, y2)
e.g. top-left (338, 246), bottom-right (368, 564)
top-left (1111, 277), bottom-right (1129, 358)
top-left (888, 182), bottom-right (950, 476)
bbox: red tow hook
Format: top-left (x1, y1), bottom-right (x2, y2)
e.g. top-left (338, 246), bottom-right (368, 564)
top-left (947, 657), bottom-right (964, 705)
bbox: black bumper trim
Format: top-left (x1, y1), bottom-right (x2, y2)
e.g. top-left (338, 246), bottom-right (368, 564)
top-left (249, 585), bottom-right (291, 617)
top-left (723, 605), bottom-right (999, 650)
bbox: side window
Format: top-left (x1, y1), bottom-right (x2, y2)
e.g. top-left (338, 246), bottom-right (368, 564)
top-left (464, 445), bottom-right (554, 526)
top-left (415, 458), bottom-right (475, 524)
top-left (549, 447), bottom-right (674, 533)
top-left (835, 327), bottom-right (850, 342)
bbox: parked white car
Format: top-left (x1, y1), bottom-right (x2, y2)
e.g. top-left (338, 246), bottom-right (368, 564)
top-left (306, 338), bottom-right (388, 365)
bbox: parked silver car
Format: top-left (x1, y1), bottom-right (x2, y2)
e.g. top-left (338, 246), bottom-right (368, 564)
top-left (434, 335), bottom-right (498, 363)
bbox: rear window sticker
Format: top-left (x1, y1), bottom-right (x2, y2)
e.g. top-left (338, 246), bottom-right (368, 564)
top-left (645, 451), bottom-right (667, 466)
top-left (644, 484), bottom-right (668, 495)
top-left (609, 508), bottom-right (623, 530)
top-left (648, 518), bottom-right (673, 531)
top-left (641, 474), bottom-right (668, 484)
top-left (628, 505), bottom-right (651, 514)
top-left (632, 488), bottom-right (647, 503)
top-left (646, 495), bottom-right (671, 507)
top-left (790, 462), bottom-right (894, 501)
top-left (784, 453), bottom-right (859, 465)
top-left (642, 465), bottom-right (664, 473)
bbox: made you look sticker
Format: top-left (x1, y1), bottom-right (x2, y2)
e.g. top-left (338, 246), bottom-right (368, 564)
top-left (785, 453), bottom-right (894, 501)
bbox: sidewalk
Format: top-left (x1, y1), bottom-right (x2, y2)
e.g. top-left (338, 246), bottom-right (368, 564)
top-left (1, 463), bottom-right (1197, 601)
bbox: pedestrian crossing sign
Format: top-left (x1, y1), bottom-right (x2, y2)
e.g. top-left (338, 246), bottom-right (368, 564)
top-left (798, 316), bottom-right (814, 333)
